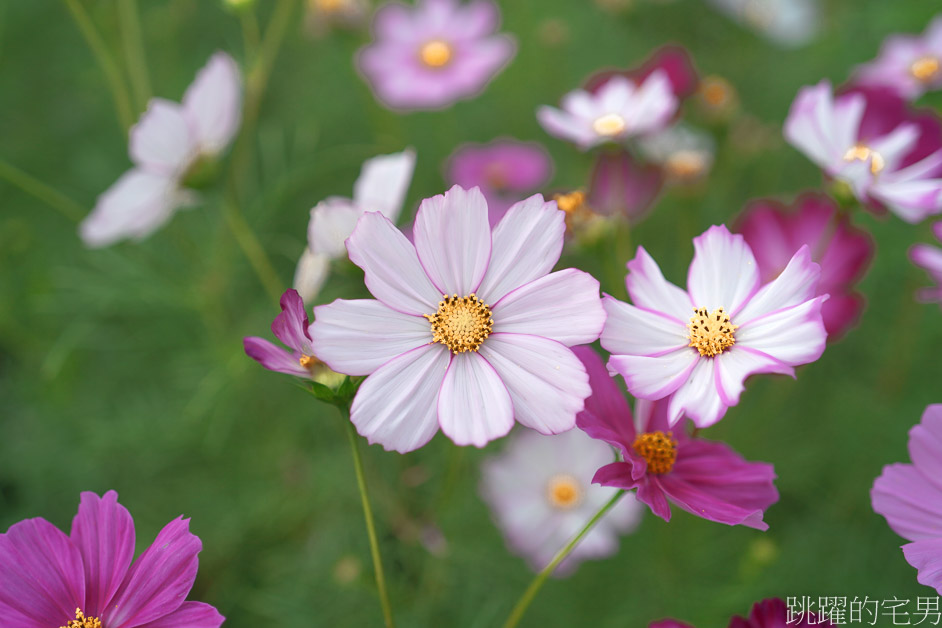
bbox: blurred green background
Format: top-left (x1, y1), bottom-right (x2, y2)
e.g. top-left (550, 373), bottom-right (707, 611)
top-left (2, 0), bottom-right (942, 625)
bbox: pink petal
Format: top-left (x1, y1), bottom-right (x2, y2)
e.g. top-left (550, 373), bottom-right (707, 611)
top-left (292, 248), bottom-right (330, 304)
top-left (666, 357), bottom-right (727, 427)
top-left (413, 185), bottom-right (492, 295)
top-left (310, 299), bottom-right (431, 376)
top-left (69, 491), bottom-right (135, 618)
top-left (736, 296), bottom-right (828, 366)
top-left (79, 169), bottom-right (179, 248)
top-left (601, 296), bottom-right (689, 356)
top-left (903, 538), bottom-right (942, 595)
top-left (536, 105), bottom-right (598, 149)
top-left (608, 348), bottom-right (699, 401)
top-left (713, 346), bottom-right (794, 407)
top-left (352, 149), bottom-right (416, 222)
top-left (910, 405), bottom-right (942, 484)
top-left (129, 99), bottom-right (195, 175)
top-left (592, 461), bottom-right (643, 492)
top-left (872, 463), bottom-right (942, 541)
top-left (572, 346), bottom-right (636, 453)
top-left (0, 518), bottom-right (85, 627)
top-left (587, 149), bottom-right (663, 222)
top-left (350, 344), bottom-right (451, 453)
top-left (242, 337), bottom-right (309, 377)
top-left (475, 194), bottom-right (565, 303)
top-left (104, 517), bottom-right (201, 628)
top-left (137, 601), bottom-right (225, 628)
top-left (734, 246), bottom-right (820, 324)
top-left (478, 333), bottom-right (589, 434)
top-left (271, 289), bottom-right (313, 355)
top-left (181, 52), bottom-right (242, 156)
top-left (687, 225), bottom-right (760, 317)
top-left (346, 212), bottom-right (441, 315)
top-left (625, 247), bottom-right (692, 321)
top-left (309, 199), bottom-right (362, 259)
top-left (491, 269), bottom-right (604, 346)
top-left (649, 620), bottom-right (695, 628)
top-left (438, 351), bottom-right (513, 447)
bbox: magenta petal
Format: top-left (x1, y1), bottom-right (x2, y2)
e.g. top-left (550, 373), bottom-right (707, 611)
top-left (573, 346), bottom-right (636, 453)
top-left (592, 461), bottom-right (642, 492)
top-left (587, 149), bottom-right (663, 222)
top-left (104, 516), bottom-right (201, 628)
top-left (0, 518), bottom-right (85, 627)
top-left (902, 538), bottom-right (942, 595)
top-left (137, 601), bottom-right (225, 628)
top-left (270, 289), bottom-right (313, 355)
top-left (649, 620), bottom-right (695, 628)
top-left (636, 476), bottom-right (672, 522)
top-left (70, 491), bottom-right (136, 618)
top-left (909, 404), bottom-right (942, 483)
top-left (243, 337), bottom-right (309, 377)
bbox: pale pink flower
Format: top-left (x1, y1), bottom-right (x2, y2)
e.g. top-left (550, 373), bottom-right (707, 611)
top-left (310, 185), bottom-right (606, 452)
top-left (854, 16), bottom-right (942, 101)
top-left (601, 225), bottom-right (828, 428)
top-left (537, 72), bottom-right (678, 151)
top-left (80, 52), bottom-right (242, 247)
top-left (909, 221), bottom-right (942, 304)
top-left (705, 0), bottom-right (820, 48)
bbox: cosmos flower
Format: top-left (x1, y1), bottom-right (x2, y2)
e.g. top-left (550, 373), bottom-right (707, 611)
top-left (309, 185), bottom-right (606, 452)
top-left (910, 222), bottom-right (942, 304)
top-left (294, 149), bottom-right (416, 302)
top-left (537, 72), bottom-right (678, 150)
top-left (356, 0), bottom-right (516, 111)
top-left (651, 597), bottom-right (835, 627)
top-left (638, 123), bottom-right (716, 185)
top-left (0, 490), bottom-right (223, 628)
top-left (784, 81), bottom-right (942, 223)
top-left (601, 225), bottom-right (828, 428)
top-left (80, 52), bottom-right (242, 247)
top-left (444, 139), bottom-right (552, 224)
top-left (584, 45), bottom-right (699, 102)
top-left (305, 0), bottom-right (369, 37)
top-left (244, 289), bottom-right (322, 378)
top-left (575, 346), bottom-right (778, 529)
top-left (586, 150), bottom-right (663, 222)
top-left (872, 404), bottom-right (942, 595)
top-left (854, 16), bottom-right (942, 101)
top-left (736, 193), bottom-right (874, 341)
top-left (479, 419), bottom-right (643, 575)
top-left (705, 0), bottom-right (820, 48)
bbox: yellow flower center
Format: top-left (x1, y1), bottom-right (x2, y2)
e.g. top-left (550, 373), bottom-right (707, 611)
top-left (424, 294), bottom-right (493, 354)
top-left (665, 150), bottom-right (709, 181)
top-left (546, 473), bottom-right (583, 509)
top-left (419, 39), bottom-right (453, 68)
top-left (687, 306), bottom-right (738, 357)
top-left (843, 143), bottom-right (885, 175)
top-left (592, 113), bottom-right (627, 137)
top-left (61, 609), bottom-right (102, 628)
top-left (299, 354), bottom-right (320, 371)
top-left (699, 75), bottom-right (734, 109)
top-left (632, 431), bottom-right (678, 474)
top-left (911, 56), bottom-right (940, 83)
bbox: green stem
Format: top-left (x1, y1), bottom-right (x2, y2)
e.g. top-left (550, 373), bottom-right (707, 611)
top-left (0, 159), bottom-right (85, 222)
top-left (502, 490), bottom-right (626, 628)
top-left (63, 0), bottom-right (135, 132)
top-left (342, 414), bottom-right (397, 628)
top-left (118, 0), bottom-right (152, 110)
top-left (221, 198), bottom-right (283, 303)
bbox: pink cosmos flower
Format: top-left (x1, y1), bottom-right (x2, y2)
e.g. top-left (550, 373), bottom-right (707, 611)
top-left (0, 490), bottom-right (223, 628)
top-left (705, 0), bottom-right (820, 48)
top-left (80, 52), bottom-right (242, 247)
top-left (854, 17), bottom-right (942, 101)
top-left (537, 72), bottom-right (678, 151)
top-left (735, 193), bottom-right (874, 341)
top-left (244, 289), bottom-right (320, 378)
top-left (909, 221), bottom-right (942, 304)
top-left (479, 421), bottom-right (643, 575)
top-left (784, 80), bottom-right (942, 223)
top-left (444, 139), bottom-right (552, 224)
top-left (872, 404), bottom-right (942, 595)
top-left (651, 598), bottom-right (834, 627)
top-left (309, 185), bottom-right (606, 452)
top-left (576, 346), bottom-right (778, 529)
top-left (587, 149), bottom-right (663, 222)
top-left (601, 225), bottom-right (828, 428)
top-left (355, 0), bottom-right (516, 111)
top-left (638, 123), bottom-right (716, 185)
top-left (584, 45), bottom-right (699, 102)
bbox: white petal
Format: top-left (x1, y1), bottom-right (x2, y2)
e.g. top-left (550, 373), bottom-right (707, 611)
top-left (737, 296), bottom-right (828, 365)
top-left (626, 70), bottom-right (677, 133)
top-left (352, 149), bottom-right (416, 222)
top-left (536, 105), bottom-right (598, 149)
top-left (666, 357), bottom-right (727, 427)
top-left (293, 248), bottom-right (330, 304)
top-left (79, 169), bottom-right (179, 248)
top-left (714, 346), bottom-right (794, 407)
top-left (600, 296), bottom-right (688, 357)
top-left (182, 51), bottom-right (242, 155)
top-left (438, 352), bottom-right (513, 447)
top-left (308, 198), bottom-right (362, 259)
top-left (625, 246), bottom-right (692, 321)
top-left (608, 348), bottom-right (698, 400)
top-left (129, 99), bottom-right (195, 175)
top-left (735, 245), bottom-right (820, 324)
top-left (687, 225), bottom-right (760, 316)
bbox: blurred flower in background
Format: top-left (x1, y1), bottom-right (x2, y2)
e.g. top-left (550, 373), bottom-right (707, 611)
top-left (356, 0), bottom-right (516, 110)
top-left (854, 16), bottom-right (942, 101)
top-left (652, 597), bottom-right (836, 626)
top-left (305, 0), bottom-right (370, 37)
top-left (80, 52), bottom-right (242, 247)
top-left (909, 222), bottom-right (942, 304)
top-left (704, 0), bottom-right (820, 48)
top-left (480, 425), bottom-right (643, 575)
top-left (638, 123), bottom-right (715, 185)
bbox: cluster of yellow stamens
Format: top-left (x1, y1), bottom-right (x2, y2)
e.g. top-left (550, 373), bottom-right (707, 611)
top-left (299, 354), bottom-right (320, 371)
top-left (842, 143), bottom-right (886, 175)
top-left (419, 39), bottom-right (453, 68)
top-left (632, 431), bottom-right (678, 474)
top-left (61, 609), bottom-right (102, 628)
top-left (546, 473), bottom-right (583, 509)
top-left (424, 294), bottom-right (493, 354)
top-left (911, 56), bottom-right (941, 83)
top-left (592, 113), bottom-right (627, 137)
top-left (687, 306), bottom-right (738, 357)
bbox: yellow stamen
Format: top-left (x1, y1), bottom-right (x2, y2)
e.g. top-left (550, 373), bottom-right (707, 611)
top-left (843, 143), bottom-right (885, 175)
top-left (299, 354), bottom-right (320, 371)
top-left (61, 609), bottom-right (102, 628)
top-left (553, 190), bottom-right (586, 214)
top-left (424, 294), bottom-right (493, 354)
top-left (546, 473), bottom-right (583, 509)
top-left (632, 431), bottom-right (678, 474)
top-left (592, 113), bottom-right (627, 137)
top-left (699, 75), bottom-right (734, 109)
top-left (687, 306), bottom-right (738, 357)
top-left (419, 40), bottom-right (453, 68)
top-left (911, 56), bottom-right (940, 83)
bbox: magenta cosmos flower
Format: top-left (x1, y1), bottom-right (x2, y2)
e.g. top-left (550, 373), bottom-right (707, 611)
top-left (355, 0), bottom-right (516, 111)
top-left (909, 221), bottom-right (942, 304)
top-left (784, 80), bottom-right (942, 223)
top-left (309, 185), bottom-right (606, 452)
top-left (445, 139), bottom-right (552, 224)
top-left (736, 193), bottom-right (874, 341)
top-left (0, 490), bottom-right (222, 628)
top-left (854, 16), bottom-right (942, 101)
top-left (651, 597), bottom-right (834, 628)
top-left (872, 404), bottom-right (942, 594)
top-left (244, 289), bottom-right (320, 377)
top-left (602, 225), bottom-right (828, 428)
top-left (576, 345), bottom-right (778, 529)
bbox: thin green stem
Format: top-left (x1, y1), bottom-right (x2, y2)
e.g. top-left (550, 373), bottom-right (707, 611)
top-left (63, 0), bottom-right (135, 132)
top-left (241, 10), bottom-right (261, 67)
top-left (342, 414), bottom-right (396, 628)
top-left (0, 159), bottom-right (84, 222)
top-left (118, 0), bottom-right (152, 110)
top-left (503, 490), bottom-right (626, 628)
top-left (220, 198), bottom-right (283, 303)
